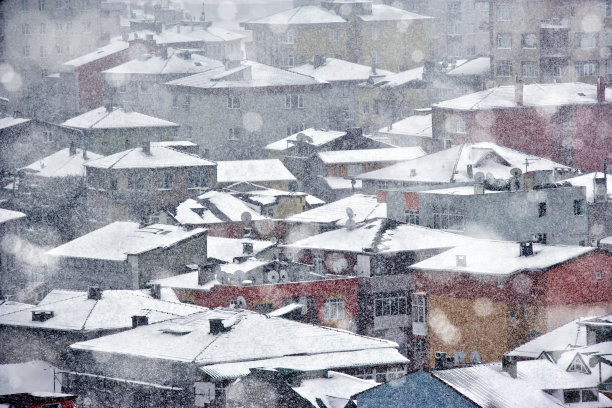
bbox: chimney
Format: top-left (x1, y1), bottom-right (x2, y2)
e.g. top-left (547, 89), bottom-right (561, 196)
top-left (467, 164), bottom-right (473, 179)
top-left (198, 263), bottom-right (219, 286)
top-left (176, 24), bottom-right (181, 33)
top-left (88, 286), bottom-right (102, 300)
top-left (209, 318), bottom-right (228, 335)
top-left (150, 283), bottom-right (161, 299)
top-left (13, 110), bottom-right (21, 118)
top-left (594, 175), bottom-right (607, 203)
top-left (131, 315), bottom-right (149, 328)
top-left (515, 79), bottom-right (524, 106)
top-left (434, 352), bottom-right (447, 370)
top-left (242, 242), bottom-right (254, 255)
top-left (105, 103), bottom-right (113, 112)
top-left (345, 127), bottom-right (362, 139)
top-left (597, 76), bottom-right (606, 103)
top-left (313, 55), bottom-right (325, 69)
top-left (502, 355), bottom-right (517, 378)
top-left (121, 31), bottom-right (129, 41)
top-left (142, 140), bottom-right (151, 155)
top-left (32, 310), bottom-right (54, 322)
top-left (410, 168), bottom-right (417, 177)
top-left (456, 254), bottom-right (466, 267)
top-left (69, 141), bottom-right (77, 156)
top-left (519, 241), bottom-right (533, 257)
top-left (82, 147), bottom-right (88, 160)
top-left (160, 46), bottom-right (168, 59)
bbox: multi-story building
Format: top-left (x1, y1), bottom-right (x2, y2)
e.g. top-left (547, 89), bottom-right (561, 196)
top-left (0, 208), bottom-right (26, 299)
top-left (486, 0), bottom-right (612, 85)
top-left (242, 1), bottom-right (433, 72)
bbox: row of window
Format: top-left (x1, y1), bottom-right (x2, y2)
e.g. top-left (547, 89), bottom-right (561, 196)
top-left (22, 0), bottom-right (90, 10)
top-left (21, 22), bottom-right (89, 34)
top-left (496, 59), bottom-right (612, 77)
top-left (374, 293), bottom-right (408, 317)
top-left (256, 27), bottom-right (383, 45)
top-left (91, 171), bottom-right (209, 191)
top-left (173, 94), bottom-right (306, 110)
top-left (22, 44), bottom-right (76, 57)
top-left (497, 32), bottom-right (603, 50)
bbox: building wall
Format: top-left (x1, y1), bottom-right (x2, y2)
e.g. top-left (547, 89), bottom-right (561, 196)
top-left (83, 126), bottom-right (179, 156)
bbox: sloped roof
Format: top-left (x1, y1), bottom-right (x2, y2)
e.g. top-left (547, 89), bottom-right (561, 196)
top-left (126, 29), bottom-right (202, 45)
top-left (216, 159), bottom-right (296, 184)
top-left (243, 6), bottom-right (346, 25)
top-left (508, 317), bottom-right (589, 359)
top-left (63, 41), bottom-right (129, 67)
top-left (317, 147), bottom-right (425, 164)
top-left (264, 128), bottom-right (346, 152)
top-left (447, 57), bottom-right (490, 76)
top-left (322, 176), bottom-right (362, 191)
top-left (102, 50), bottom-right (223, 76)
top-left (84, 145), bottom-right (214, 169)
top-left (70, 309), bottom-right (407, 370)
top-left (289, 58), bottom-right (393, 83)
top-left (377, 224), bottom-right (476, 253)
top-left (0, 289), bottom-right (206, 331)
top-left (21, 148), bottom-right (103, 177)
top-left (46, 222), bottom-right (206, 261)
top-left (285, 194), bottom-right (385, 226)
top-left (62, 107), bottom-right (179, 129)
top-left (174, 191), bottom-right (267, 225)
top-left (207, 236), bottom-right (276, 263)
top-left (368, 66), bottom-right (424, 88)
top-left (0, 209), bottom-right (26, 225)
top-left (358, 5), bottom-right (434, 22)
top-left (434, 82), bottom-right (612, 111)
top-left (293, 371), bottom-right (377, 408)
top-left (0, 116), bottom-right (30, 130)
top-left (0, 360), bottom-right (59, 395)
top-left (563, 172), bottom-right (612, 203)
top-left (377, 114), bottom-right (432, 138)
top-left (183, 26), bottom-right (245, 42)
top-left (410, 240), bottom-right (594, 276)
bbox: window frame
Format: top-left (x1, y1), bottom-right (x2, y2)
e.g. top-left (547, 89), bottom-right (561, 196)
top-left (521, 61), bottom-right (538, 77)
top-left (496, 60), bottom-right (513, 77)
top-left (374, 292), bottom-right (408, 317)
top-left (323, 297), bottom-right (345, 321)
top-left (411, 293), bottom-right (426, 323)
top-left (497, 3), bottom-right (512, 21)
top-left (521, 33), bottom-right (537, 49)
top-left (227, 95), bottom-right (240, 109)
top-left (573, 199), bottom-right (585, 216)
top-left (575, 61), bottom-right (599, 77)
top-left (497, 33), bottom-right (512, 49)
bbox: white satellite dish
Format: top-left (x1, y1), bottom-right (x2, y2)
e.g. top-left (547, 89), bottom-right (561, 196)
top-left (346, 207), bottom-right (355, 218)
top-left (470, 350), bottom-right (482, 364)
top-left (454, 350), bottom-right (466, 364)
top-left (510, 167), bottom-right (523, 177)
top-left (485, 172), bottom-right (495, 185)
top-left (279, 269), bottom-right (289, 282)
top-left (236, 296), bottom-right (247, 309)
top-left (241, 211), bottom-right (252, 223)
top-left (346, 207), bottom-right (356, 230)
top-left (474, 172), bottom-right (485, 184)
top-left (267, 270), bottom-right (279, 283)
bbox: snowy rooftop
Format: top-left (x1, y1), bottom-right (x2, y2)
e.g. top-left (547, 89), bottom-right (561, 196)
top-left (69, 309), bottom-right (406, 370)
top-left (377, 224), bottom-right (476, 253)
top-left (292, 371), bottom-right (377, 408)
top-left (358, 5), bottom-right (434, 22)
top-left (216, 159), bottom-right (296, 184)
top-left (183, 26), bottom-right (246, 42)
top-left (0, 289), bottom-right (206, 331)
top-left (62, 107), bottom-right (179, 129)
top-left (102, 50), bottom-right (223, 77)
top-left (447, 57), bottom-right (491, 76)
top-left (207, 236), bottom-right (276, 263)
top-left (285, 194), bottom-right (385, 226)
top-left (377, 114), bottom-right (432, 138)
top-left (0, 116), bottom-right (30, 130)
top-left (0, 360), bottom-right (59, 395)
top-left (151, 141), bottom-right (198, 147)
top-left (165, 61), bottom-right (325, 90)
top-left (46, 222), bottom-right (206, 261)
top-left (84, 145), bottom-right (214, 169)
top-left (357, 142), bottom-right (570, 183)
top-left (175, 192), bottom-right (267, 225)
top-left (20, 148), bottom-right (104, 178)
top-left (508, 317), bottom-right (589, 359)
top-left (264, 128), bottom-right (346, 152)
top-left (322, 176), bottom-right (362, 191)
top-left (126, 29), bottom-right (202, 45)
top-left (63, 41), bottom-right (129, 67)
top-left (563, 172), bottom-right (612, 202)
top-left (243, 6), bottom-right (346, 25)
top-left (368, 66), bottom-right (425, 88)
top-left (411, 240), bottom-right (594, 276)
top-left (289, 58), bottom-right (393, 83)
top-left (0, 208), bottom-right (26, 225)
top-left (317, 147), bottom-right (425, 164)
top-left (434, 82), bottom-right (612, 111)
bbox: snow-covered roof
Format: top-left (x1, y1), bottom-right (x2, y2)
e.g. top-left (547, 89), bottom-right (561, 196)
top-left (322, 176), bottom-right (363, 190)
top-left (84, 145), bottom-right (214, 169)
top-left (411, 240), bottom-right (594, 276)
top-left (46, 222), bottom-right (206, 261)
top-left (357, 142), bottom-right (571, 183)
top-left (0, 116), bottom-right (30, 130)
top-left (289, 58), bottom-right (393, 83)
top-left (63, 41), bottom-right (129, 67)
top-left (0, 360), bottom-right (59, 395)
top-left (0, 208), bottom-right (26, 225)
top-left (285, 194), bottom-right (385, 225)
top-left (563, 172), bottom-right (612, 202)
top-left (243, 6), bottom-right (346, 25)
top-left (434, 82), bottom-right (612, 111)
top-left (165, 61), bottom-right (326, 90)
top-left (69, 309), bottom-right (407, 371)
top-left (174, 192), bottom-right (267, 225)
top-left (447, 57), bottom-right (490, 76)
top-left (102, 50), bottom-right (223, 77)
top-left (358, 5), bottom-right (434, 22)
top-left (368, 66), bottom-right (424, 88)
top-left (317, 147), bottom-right (425, 164)
top-left (264, 128), bottom-right (347, 152)
top-left (0, 289), bottom-right (206, 332)
top-left (183, 26), bottom-right (245, 42)
top-left (20, 148), bottom-right (104, 178)
top-left (151, 141), bottom-right (198, 147)
top-left (377, 114), bottom-right (432, 138)
top-left (216, 159), bottom-right (296, 184)
top-left (62, 107), bottom-right (179, 129)
top-left (292, 371), bottom-right (377, 408)
top-left (126, 29), bottom-right (202, 45)
top-left (377, 224), bottom-right (476, 253)
top-left (207, 236), bottom-right (276, 263)
top-left (508, 317), bottom-right (589, 359)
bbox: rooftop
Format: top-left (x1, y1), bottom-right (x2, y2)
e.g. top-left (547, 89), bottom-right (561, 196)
top-left (102, 50), bottom-right (223, 77)
top-left (216, 159), bottom-right (296, 184)
top-left (377, 114), bottom-right (432, 138)
top-left (174, 191), bottom-right (268, 225)
top-left (207, 236), bottom-right (276, 263)
top-left (366, 66), bottom-right (424, 88)
top-left (293, 371), bottom-right (377, 408)
top-left (434, 82), bottom-right (612, 111)
top-left (243, 6), bottom-right (347, 25)
top-left (289, 58), bottom-right (393, 83)
top-left (0, 360), bottom-right (58, 395)
top-left (0, 209), bottom-right (26, 225)
top-left (125, 29), bottom-right (203, 45)
top-left (285, 194), bottom-right (385, 226)
top-left (358, 4), bottom-right (434, 22)
top-left (508, 317), bottom-right (589, 359)
top-left (21, 148), bottom-right (104, 178)
top-left (317, 147), bottom-right (425, 164)
top-left (447, 57), bottom-right (491, 77)
top-left (46, 222), bottom-right (206, 261)
top-left (62, 106), bottom-right (179, 130)
top-left (563, 172), bottom-right (612, 203)
top-left (84, 145), bottom-right (214, 169)
top-left (264, 128), bottom-right (347, 152)
top-left (183, 26), bottom-right (246, 42)
top-left (63, 41), bottom-right (129, 68)
top-left (0, 116), bottom-right (30, 130)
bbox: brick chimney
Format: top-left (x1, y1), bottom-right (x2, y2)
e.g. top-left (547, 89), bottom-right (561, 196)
top-left (597, 76), bottom-right (606, 103)
top-left (515, 79), bottom-right (524, 106)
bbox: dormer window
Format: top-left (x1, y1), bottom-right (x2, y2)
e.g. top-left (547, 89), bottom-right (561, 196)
top-left (566, 353), bottom-right (590, 374)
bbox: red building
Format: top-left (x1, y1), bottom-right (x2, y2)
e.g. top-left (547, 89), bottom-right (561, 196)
top-left (432, 80), bottom-right (612, 172)
top-left (0, 393), bottom-right (75, 408)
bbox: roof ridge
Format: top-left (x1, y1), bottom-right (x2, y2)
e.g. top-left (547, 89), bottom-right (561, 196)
top-left (106, 148), bottom-right (137, 170)
top-left (87, 108), bottom-right (114, 129)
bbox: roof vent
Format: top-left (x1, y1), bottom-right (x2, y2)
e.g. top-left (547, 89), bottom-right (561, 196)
top-left (88, 286), bottom-right (102, 300)
top-left (32, 310), bottom-right (54, 322)
top-left (150, 283), bottom-right (161, 299)
top-left (209, 318), bottom-right (230, 335)
top-left (519, 241), bottom-right (533, 257)
top-left (132, 315), bottom-right (149, 328)
top-left (456, 254), bottom-right (466, 267)
top-left (502, 354), bottom-right (517, 378)
top-left (142, 140), bottom-right (151, 155)
top-left (313, 55), bottom-right (326, 68)
top-left (242, 242), bottom-right (254, 255)
top-left (410, 169), bottom-right (417, 177)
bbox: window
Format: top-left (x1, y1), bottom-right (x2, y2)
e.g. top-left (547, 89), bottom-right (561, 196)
top-left (405, 209), bottom-right (419, 225)
top-left (534, 233), bottom-right (547, 244)
top-left (608, 0), bottom-right (612, 17)
top-left (563, 390), bottom-right (580, 403)
top-left (285, 94), bottom-right (304, 109)
top-left (347, 164), bottom-right (363, 176)
top-left (156, 172), bottom-right (173, 190)
top-left (38, 0), bottom-right (45, 10)
top-left (329, 29), bottom-right (339, 42)
top-left (581, 389), bottom-right (599, 402)
top-left (286, 124), bottom-right (305, 136)
top-left (41, 404), bottom-right (60, 408)
top-left (228, 127), bottom-right (241, 141)
top-left (56, 0), bottom-right (62, 8)
top-left (412, 294), bottom-right (426, 323)
top-left (40, 23), bottom-right (46, 34)
top-left (496, 60), bottom-right (512, 77)
top-left (313, 251), bottom-right (324, 273)
top-left (23, 45), bottom-right (30, 57)
top-left (447, 1), bottom-right (461, 13)
top-left (109, 176), bottom-right (118, 190)
top-left (374, 293), bottom-right (407, 317)
top-left (324, 298), bottom-right (345, 320)
top-left (456, 117), bottom-right (466, 133)
top-left (281, 53), bottom-right (294, 68)
top-left (573, 199), bottom-right (585, 215)
top-left (552, 60), bottom-right (564, 77)
top-left (22, 24), bottom-right (30, 35)
top-left (575, 32), bottom-right (598, 49)
top-left (22, 0), bottom-right (29, 10)
top-left (522, 61), bottom-right (537, 77)
top-left (66, 22), bottom-right (72, 31)
top-left (433, 205), bottom-right (465, 231)
top-left (538, 202), bottom-right (547, 217)
top-left (127, 173), bottom-right (144, 190)
top-left (374, 100), bottom-right (382, 115)
top-left (172, 94), bottom-right (179, 108)
top-left (509, 309), bottom-right (517, 319)
top-left (56, 44), bottom-right (63, 54)
top-left (280, 30), bottom-right (294, 44)
top-left (414, 337), bottom-right (427, 353)
top-left (567, 355), bottom-right (590, 374)
top-left (362, 103), bottom-right (369, 114)
top-left (447, 22), bottom-right (460, 36)
top-left (497, 3), bottom-right (512, 21)
top-left (39, 46), bottom-right (48, 58)
top-left (42, 131), bottom-right (53, 142)
top-left (81, 0), bottom-right (88, 9)
top-left (227, 95), bottom-right (240, 109)
top-left (576, 61), bottom-right (598, 76)
top-left (497, 33), bottom-right (512, 49)
top-left (372, 27), bottom-right (381, 41)
top-left (183, 95), bottom-right (191, 110)
top-left (607, 56), bottom-right (612, 74)
top-left (83, 22), bottom-right (91, 33)
top-left (522, 33), bottom-right (537, 49)
top-left (188, 170), bottom-right (208, 189)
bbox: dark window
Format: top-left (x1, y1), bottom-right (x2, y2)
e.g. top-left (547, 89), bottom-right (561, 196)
top-left (538, 202), bottom-right (547, 217)
top-left (582, 390), bottom-right (598, 402)
top-left (573, 199), bottom-right (585, 215)
top-left (253, 303), bottom-right (274, 313)
top-left (563, 390), bottom-right (580, 404)
top-left (374, 293), bottom-right (407, 317)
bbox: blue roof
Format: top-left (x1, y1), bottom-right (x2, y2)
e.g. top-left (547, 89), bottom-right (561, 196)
top-left (351, 370), bottom-right (477, 408)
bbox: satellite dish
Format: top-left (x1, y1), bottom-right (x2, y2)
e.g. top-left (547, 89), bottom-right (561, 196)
top-left (241, 211), bottom-right (252, 223)
top-left (267, 270), bottom-right (279, 283)
top-left (346, 207), bottom-right (355, 218)
top-left (474, 172), bottom-right (485, 184)
top-left (346, 207), bottom-right (356, 230)
top-left (510, 167), bottom-right (523, 177)
top-left (485, 172), bottom-right (495, 184)
top-left (236, 296), bottom-right (247, 309)
top-left (453, 350), bottom-right (466, 364)
top-left (470, 350), bottom-right (482, 364)
top-left (279, 269), bottom-right (289, 282)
